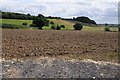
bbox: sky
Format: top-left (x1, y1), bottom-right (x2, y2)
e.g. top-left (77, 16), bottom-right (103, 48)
top-left (0, 0), bottom-right (119, 24)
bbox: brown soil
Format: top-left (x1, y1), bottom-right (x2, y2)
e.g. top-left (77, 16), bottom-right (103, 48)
top-left (2, 29), bottom-right (119, 62)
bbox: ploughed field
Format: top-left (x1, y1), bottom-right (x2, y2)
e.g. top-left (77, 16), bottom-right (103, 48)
top-left (2, 29), bottom-right (119, 62)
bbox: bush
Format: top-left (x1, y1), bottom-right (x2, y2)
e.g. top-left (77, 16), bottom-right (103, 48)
top-left (1, 23), bottom-right (29, 29)
top-left (119, 27), bottom-right (120, 32)
top-left (51, 25), bottom-right (56, 29)
top-left (50, 21), bottom-right (54, 25)
top-left (22, 22), bottom-right (27, 26)
top-left (44, 20), bottom-right (49, 26)
top-left (61, 25), bottom-right (65, 28)
top-left (104, 27), bottom-right (110, 31)
top-left (73, 23), bottom-right (83, 30)
top-left (51, 24), bottom-right (61, 30)
top-left (56, 25), bottom-right (61, 30)
top-left (105, 23), bottom-right (108, 26)
top-left (30, 24), bottom-right (35, 27)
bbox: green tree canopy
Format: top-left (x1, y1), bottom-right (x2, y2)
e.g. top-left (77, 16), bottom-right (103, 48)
top-left (32, 14), bottom-right (49, 29)
top-left (73, 23), bottom-right (83, 30)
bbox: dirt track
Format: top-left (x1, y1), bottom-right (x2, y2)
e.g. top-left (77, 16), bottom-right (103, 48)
top-left (2, 57), bottom-right (120, 78)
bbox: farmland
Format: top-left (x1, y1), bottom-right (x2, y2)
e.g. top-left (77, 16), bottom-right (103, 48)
top-left (1, 13), bottom-right (120, 78)
top-left (2, 29), bottom-right (119, 63)
top-left (1, 19), bottom-right (32, 25)
top-left (1, 19), bottom-right (119, 31)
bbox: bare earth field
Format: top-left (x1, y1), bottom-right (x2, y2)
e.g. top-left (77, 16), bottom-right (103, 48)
top-left (2, 29), bottom-right (120, 78)
top-left (2, 29), bottom-right (119, 62)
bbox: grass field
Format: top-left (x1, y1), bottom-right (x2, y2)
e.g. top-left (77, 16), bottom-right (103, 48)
top-left (1, 19), bottom-right (32, 25)
top-left (1, 19), bottom-right (119, 31)
top-left (83, 26), bottom-right (118, 32)
top-left (49, 19), bottom-right (75, 30)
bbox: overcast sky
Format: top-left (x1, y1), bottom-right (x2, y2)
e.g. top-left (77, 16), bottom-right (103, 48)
top-left (0, 0), bottom-right (119, 24)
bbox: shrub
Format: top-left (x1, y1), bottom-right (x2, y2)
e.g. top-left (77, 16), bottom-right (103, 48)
top-left (50, 21), bottom-right (54, 25)
top-left (2, 23), bottom-right (29, 29)
top-left (119, 27), bottom-right (120, 32)
top-left (73, 23), bottom-right (83, 30)
top-left (104, 27), bottom-right (110, 31)
top-left (61, 25), bottom-right (65, 28)
top-left (44, 20), bottom-right (49, 26)
top-left (105, 23), bottom-right (108, 26)
top-left (22, 22), bottom-right (27, 26)
top-left (56, 25), bottom-right (61, 30)
top-left (30, 24), bottom-right (35, 27)
top-left (51, 24), bottom-right (61, 30)
top-left (51, 25), bottom-right (56, 29)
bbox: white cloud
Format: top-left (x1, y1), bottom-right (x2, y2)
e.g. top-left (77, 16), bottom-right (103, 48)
top-left (35, 0), bottom-right (119, 2)
top-left (0, 0), bottom-right (118, 24)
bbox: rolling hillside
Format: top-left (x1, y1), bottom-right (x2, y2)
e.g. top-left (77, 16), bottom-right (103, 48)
top-left (0, 19), bottom-right (118, 31)
top-left (1, 19), bottom-right (32, 25)
top-left (49, 19), bottom-right (75, 30)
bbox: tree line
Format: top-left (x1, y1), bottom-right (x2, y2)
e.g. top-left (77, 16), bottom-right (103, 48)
top-left (63, 17), bottom-right (97, 25)
top-left (0, 12), bottom-right (36, 20)
top-left (0, 12), bottom-right (62, 20)
top-left (1, 11), bottom-right (98, 30)
top-left (1, 12), bottom-right (97, 25)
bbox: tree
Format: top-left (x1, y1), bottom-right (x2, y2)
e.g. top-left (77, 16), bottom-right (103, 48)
top-left (32, 14), bottom-right (49, 29)
top-left (44, 19), bottom-right (49, 26)
top-left (73, 23), bottom-right (83, 30)
top-left (73, 17), bottom-right (76, 20)
top-left (75, 16), bottom-right (97, 25)
top-left (90, 20), bottom-right (97, 25)
top-left (38, 14), bottom-right (44, 17)
top-left (105, 23), bottom-right (108, 26)
top-left (2, 12), bottom-right (36, 20)
top-left (76, 16), bottom-right (91, 23)
top-left (27, 13), bottom-right (31, 16)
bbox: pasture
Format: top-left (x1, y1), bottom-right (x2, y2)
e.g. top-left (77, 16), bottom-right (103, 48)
top-left (1, 19), bottom-right (32, 25)
top-left (1, 19), bottom-right (119, 31)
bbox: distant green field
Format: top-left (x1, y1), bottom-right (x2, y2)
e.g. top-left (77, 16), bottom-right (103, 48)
top-left (48, 19), bottom-right (75, 30)
top-left (0, 19), bottom-right (118, 31)
top-left (0, 19), bottom-right (32, 25)
top-left (44, 19), bottom-right (118, 31)
top-left (1, 19), bottom-right (75, 30)
top-left (82, 26), bottom-right (118, 32)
